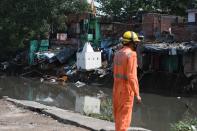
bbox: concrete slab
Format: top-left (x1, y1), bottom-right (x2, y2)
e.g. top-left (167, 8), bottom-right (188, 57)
top-left (5, 97), bottom-right (151, 131)
top-left (0, 99), bottom-right (89, 131)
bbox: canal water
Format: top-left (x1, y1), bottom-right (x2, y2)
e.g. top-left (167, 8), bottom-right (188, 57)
top-left (0, 76), bottom-right (196, 131)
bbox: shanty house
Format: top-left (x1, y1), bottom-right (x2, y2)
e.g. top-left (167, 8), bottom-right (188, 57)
top-left (187, 9), bottom-right (197, 24)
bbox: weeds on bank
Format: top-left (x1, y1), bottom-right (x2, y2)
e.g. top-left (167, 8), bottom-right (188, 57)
top-left (86, 98), bottom-right (114, 122)
top-left (171, 114), bottom-right (197, 131)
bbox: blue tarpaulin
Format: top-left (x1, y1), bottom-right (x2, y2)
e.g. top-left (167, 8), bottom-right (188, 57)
top-left (56, 48), bottom-right (77, 64)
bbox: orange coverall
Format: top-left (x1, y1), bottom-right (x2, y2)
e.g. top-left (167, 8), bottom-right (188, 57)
top-left (113, 46), bottom-right (139, 131)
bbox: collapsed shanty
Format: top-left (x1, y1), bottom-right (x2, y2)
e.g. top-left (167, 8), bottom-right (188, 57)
top-left (139, 42), bottom-right (197, 76)
top-left (1, 4), bottom-right (197, 90)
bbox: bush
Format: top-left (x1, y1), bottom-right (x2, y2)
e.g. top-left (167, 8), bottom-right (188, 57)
top-left (87, 98), bottom-right (114, 121)
top-left (171, 117), bottom-right (197, 131)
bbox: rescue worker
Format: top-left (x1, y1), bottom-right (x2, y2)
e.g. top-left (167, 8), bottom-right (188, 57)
top-left (113, 31), bottom-right (142, 131)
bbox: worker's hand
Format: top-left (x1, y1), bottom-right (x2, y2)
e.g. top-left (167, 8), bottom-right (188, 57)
top-left (136, 95), bottom-right (142, 104)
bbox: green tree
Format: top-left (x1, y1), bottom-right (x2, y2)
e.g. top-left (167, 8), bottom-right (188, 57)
top-left (160, 0), bottom-right (189, 16)
top-left (96, 0), bottom-right (194, 20)
top-left (0, 0), bottom-right (88, 58)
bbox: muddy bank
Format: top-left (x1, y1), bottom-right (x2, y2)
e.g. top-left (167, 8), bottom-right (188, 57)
top-left (0, 99), bottom-right (89, 131)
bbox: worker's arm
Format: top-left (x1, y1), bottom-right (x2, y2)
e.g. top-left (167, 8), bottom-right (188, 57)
top-left (127, 53), bottom-right (140, 97)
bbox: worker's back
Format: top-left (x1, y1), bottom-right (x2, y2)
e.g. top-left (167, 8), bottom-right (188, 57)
top-left (113, 47), bottom-right (136, 81)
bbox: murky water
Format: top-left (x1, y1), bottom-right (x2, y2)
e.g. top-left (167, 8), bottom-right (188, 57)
top-left (0, 76), bottom-right (196, 131)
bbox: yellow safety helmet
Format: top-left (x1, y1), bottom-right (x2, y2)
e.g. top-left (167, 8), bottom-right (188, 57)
top-left (122, 31), bottom-right (140, 44)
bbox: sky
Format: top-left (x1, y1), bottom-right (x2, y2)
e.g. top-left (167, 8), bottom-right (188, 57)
top-left (87, 0), bottom-right (101, 7)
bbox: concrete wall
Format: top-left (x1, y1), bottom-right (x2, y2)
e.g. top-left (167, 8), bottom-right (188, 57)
top-left (75, 96), bottom-right (101, 114)
top-left (188, 12), bottom-right (196, 23)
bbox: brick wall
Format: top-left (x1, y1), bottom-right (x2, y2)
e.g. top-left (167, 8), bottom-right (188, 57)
top-left (142, 13), bottom-right (159, 39)
top-left (100, 22), bottom-right (133, 37)
top-left (172, 24), bottom-right (197, 42)
top-left (142, 13), bottom-right (180, 40)
top-left (161, 16), bottom-right (176, 32)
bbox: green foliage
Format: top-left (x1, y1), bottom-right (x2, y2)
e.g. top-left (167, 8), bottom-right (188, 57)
top-left (96, 0), bottom-right (194, 20)
top-left (87, 98), bottom-right (114, 121)
top-left (100, 98), bottom-right (113, 121)
top-left (171, 116), bottom-right (197, 131)
top-left (85, 99), bottom-right (113, 121)
top-left (0, 0), bottom-right (88, 57)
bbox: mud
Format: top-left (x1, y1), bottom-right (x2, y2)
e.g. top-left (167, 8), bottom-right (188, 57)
top-left (0, 99), bottom-right (89, 131)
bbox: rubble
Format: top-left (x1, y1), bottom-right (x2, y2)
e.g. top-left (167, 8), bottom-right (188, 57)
top-left (75, 81), bottom-right (86, 88)
top-left (141, 42), bottom-right (197, 53)
top-left (58, 76), bottom-right (68, 82)
top-left (0, 62), bottom-right (9, 70)
top-left (0, 10), bottom-right (196, 93)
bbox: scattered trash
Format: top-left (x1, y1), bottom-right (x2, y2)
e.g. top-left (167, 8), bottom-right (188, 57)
top-left (0, 62), bottom-right (9, 70)
top-left (64, 66), bottom-right (72, 71)
top-left (40, 75), bottom-right (59, 84)
top-left (40, 78), bottom-right (44, 83)
top-left (42, 96), bottom-right (54, 103)
top-left (49, 79), bottom-right (56, 83)
top-left (20, 70), bottom-right (43, 77)
top-left (177, 97), bottom-right (181, 99)
top-left (36, 52), bottom-right (55, 59)
top-left (99, 74), bottom-right (106, 78)
top-left (94, 68), bottom-right (111, 78)
top-left (66, 70), bottom-right (72, 75)
top-left (66, 69), bottom-right (77, 76)
top-left (58, 76), bottom-right (68, 82)
top-left (75, 81), bottom-right (86, 88)
top-left (36, 95), bottom-right (54, 103)
top-left (95, 69), bottom-right (107, 78)
top-left (97, 90), bottom-right (106, 98)
top-left (191, 125), bottom-right (197, 131)
top-left (95, 69), bottom-right (105, 75)
top-left (56, 48), bottom-right (76, 64)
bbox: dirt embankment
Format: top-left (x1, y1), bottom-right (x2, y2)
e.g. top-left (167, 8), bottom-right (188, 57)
top-left (0, 99), bottom-right (89, 131)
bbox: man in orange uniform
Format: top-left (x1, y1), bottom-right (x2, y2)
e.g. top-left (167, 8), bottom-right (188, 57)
top-left (113, 31), bottom-right (142, 131)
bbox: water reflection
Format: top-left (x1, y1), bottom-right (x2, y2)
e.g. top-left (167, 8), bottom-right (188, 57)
top-left (75, 96), bottom-right (101, 114)
top-left (0, 77), bottom-right (75, 110)
top-left (132, 94), bottom-right (191, 131)
top-left (0, 76), bottom-right (196, 131)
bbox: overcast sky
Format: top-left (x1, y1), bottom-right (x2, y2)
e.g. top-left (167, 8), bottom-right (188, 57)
top-left (87, 0), bottom-right (101, 7)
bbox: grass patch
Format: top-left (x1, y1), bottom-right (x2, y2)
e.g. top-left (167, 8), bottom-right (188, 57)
top-left (86, 98), bottom-right (114, 121)
top-left (171, 114), bottom-right (197, 131)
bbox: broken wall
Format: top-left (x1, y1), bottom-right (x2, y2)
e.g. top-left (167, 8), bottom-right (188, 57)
top-left (161, 15), bottom-right (177, 32)
top-left (142, 13), bottom-right (181, 40)
top-left (100, 22), bottom-right (133, 38)
top-left (183, 51), bottom-right (197, 77)
top-left (142, 13), bottom-right (159, 39)
top-left (172, 24), bottom-right (197, 42)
